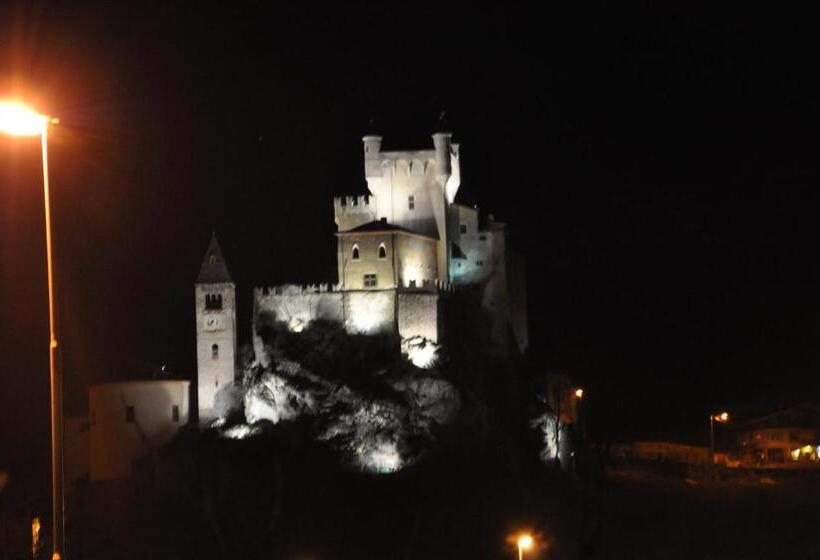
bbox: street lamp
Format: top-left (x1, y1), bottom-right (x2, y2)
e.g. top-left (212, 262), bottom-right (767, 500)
top-left (517, 534), bottom-right (533, 560)
top-left (0, 100), bottom-right (63, 560)
top-left (709, 411), bottom-right (730, 466)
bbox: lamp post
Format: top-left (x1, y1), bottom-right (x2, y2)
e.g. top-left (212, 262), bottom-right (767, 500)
top-left (517, 534), bottom-right (533, 560)
top-left (574, 387), bottom-right (584, 440)
top-left (0, 101), bottom-right (63, 560)
top-left (709, 411), bottom-right (730, 467)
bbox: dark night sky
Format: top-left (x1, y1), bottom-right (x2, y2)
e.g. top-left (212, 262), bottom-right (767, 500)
top-left (2, 4), bottom-right (820, 485)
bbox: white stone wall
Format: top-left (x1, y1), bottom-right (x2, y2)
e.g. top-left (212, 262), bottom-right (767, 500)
top-left (254, 286), bottom-right (443, 342)
top-left (195, 282), bottom-right (237, 420)
top-left (450, 204), bottom-right (493, 286)
top-left (254, 286), bottom-right (344, 332)
top-left (397, 292), bottom-right (440, 343)
top-left (89, 380), bottom-right (190, 481)
top-left (343, 289), bottom-right (396, 334)
top-left (396, 235), bottom-right (438, 288)
top-left (361, 135), bottom-right (462, 283)
top-left (333, 195), bottom-right (377, 232)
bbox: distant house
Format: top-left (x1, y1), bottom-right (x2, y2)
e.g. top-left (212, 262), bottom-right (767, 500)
top-left (736, 404), bottom-right (820, 469)
top-left (89, 380), bottom-right (191, 481)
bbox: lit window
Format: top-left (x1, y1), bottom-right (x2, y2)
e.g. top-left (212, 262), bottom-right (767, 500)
top-left (363, 273), bottom-right (378, 288)
top-left (352, 244), bottom-right (360, 261)
top-left (125, 406), bottom-right (135, 423)
top-left (460, 224), bottom-right (467, 234)
top-left (408, 196), bottom-right (415, 210)
top-left (172, 405), bottom-right (180, 422)
top-left (378, 244), bottom-right (387, 259)
top-left (212, 344), bottom-right (219, 359)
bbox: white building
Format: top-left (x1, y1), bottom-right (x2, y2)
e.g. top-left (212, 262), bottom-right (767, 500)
top-left (194, 234), bottom-right (238, 424)
top-left (88, 380), bottom-right (190, 481)
top-left (196, 130), bottom-right (528, 422)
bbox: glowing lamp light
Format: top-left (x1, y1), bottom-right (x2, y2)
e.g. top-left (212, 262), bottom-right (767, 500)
top-left (574, 388), bottom-right (584, 399)
top-left (517, 535), bottom-right (533, 550)
top-left (713, 412), bottom-right (730, 423)
top-left (0, 102), bottom-right (50, 136)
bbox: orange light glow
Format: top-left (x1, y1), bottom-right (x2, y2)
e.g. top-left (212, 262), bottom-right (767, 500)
top-left (574, 388), bottom-right (584, 399)
top-left (0, 101), bottom-right (49, 136)
top-left (517, 534), bottom-right (533, 550)
top-left (714, 412), bottom-right (729, 423)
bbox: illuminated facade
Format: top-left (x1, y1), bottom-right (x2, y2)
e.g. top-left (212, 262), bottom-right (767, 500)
top-left (195, 234), bottom-right (238, 424)
top-left (196, 131), bottom-right (528, 422)
top-left (89, 380), bottom-right (190, 480)
top-left (253, 131), bottom-right (527, 356)
top-left (736, 404), bottom-right (820, 468)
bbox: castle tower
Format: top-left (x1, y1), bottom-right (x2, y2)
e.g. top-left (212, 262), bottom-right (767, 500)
top-left (195, 233), bottom-right (237, 424)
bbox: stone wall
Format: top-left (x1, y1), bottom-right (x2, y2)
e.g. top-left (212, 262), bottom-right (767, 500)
top-left (397, 292), bottom-right (441, 343)
top-left (253, 285), bottom-right (444, 360)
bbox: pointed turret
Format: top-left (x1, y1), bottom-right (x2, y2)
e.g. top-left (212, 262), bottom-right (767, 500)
top-left (197, 232), bottom-right (232, 284)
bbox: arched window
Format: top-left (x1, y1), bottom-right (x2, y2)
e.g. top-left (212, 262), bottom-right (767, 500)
top-left (352, 244), bottom-right (360, 261)
top-left (212, 343), bottom-right (219, 359)
top-left (378, 243), bottom-right (387, 259)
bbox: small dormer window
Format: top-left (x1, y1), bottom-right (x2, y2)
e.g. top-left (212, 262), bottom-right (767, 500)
top-left (378, 243), bottom-right (387, 259)
top-left (352, 244), bottom-right (360, 261)
top-left (408, 195), bottom-right (415, 210)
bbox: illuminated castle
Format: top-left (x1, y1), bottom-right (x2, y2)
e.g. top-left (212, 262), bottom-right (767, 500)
top-left (195, 131), bottom-right (528, 423)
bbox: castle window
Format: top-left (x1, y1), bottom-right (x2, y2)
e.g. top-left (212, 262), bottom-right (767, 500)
top-left (352, 244), bottom-right (360, 261)
top-left (205, 293), bottom-right (223, 310)
top-left (125, 406), bottom-right (135, 423)
top-left (479, 235), bottom-right (487, 241)
top-left (408, 195), bottom-right (415, 210)
top-left (460, 224), bottom-right (467, 234)
top-left (212, 344), bottom-right (219, 359)
top-left (476, 260), bottom-right (484, 267)
top-left (363, 273), bottom-right (378, 288)
top-left (172, 405), bottom-right (180, 422)
top-left (378, 243), bottom-right (387, 259)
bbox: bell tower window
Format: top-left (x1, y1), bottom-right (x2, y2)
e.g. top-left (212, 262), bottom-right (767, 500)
top-left (205, 293), bottom-right (223, 310)
top-left (212, 344), bottom-right (219, 359)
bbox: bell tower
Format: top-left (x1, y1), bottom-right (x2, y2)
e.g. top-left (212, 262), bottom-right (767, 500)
top-left (195, 233), bottom-right (237, 425)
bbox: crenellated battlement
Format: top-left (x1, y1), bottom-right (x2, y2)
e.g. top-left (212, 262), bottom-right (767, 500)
top-left (334, 194), bottom-right (377, 231)
top-left (333, 195), bottom-right (376, 213)
top-left (399, 278), bottom-right (455, 293)
top-left (255, 283), bottom-right (342, 298)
